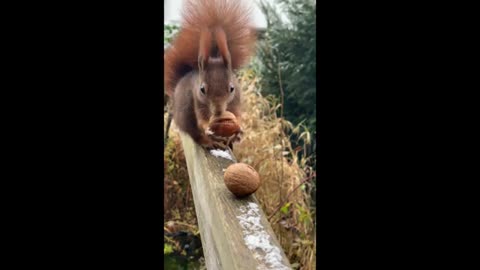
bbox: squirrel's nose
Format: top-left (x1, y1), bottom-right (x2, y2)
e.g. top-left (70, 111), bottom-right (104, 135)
top-left (210, 103), bottom-right (227, 117)
top-left (214, 109), bottom-right (223, 117)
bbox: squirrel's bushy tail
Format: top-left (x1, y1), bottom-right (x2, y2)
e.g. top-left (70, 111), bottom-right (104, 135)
top-left (164, 0), bottom-right (256, 96)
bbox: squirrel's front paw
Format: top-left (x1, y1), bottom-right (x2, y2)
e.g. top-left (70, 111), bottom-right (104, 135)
top-left (225, 129), bottom-right (243, 150)
top-left (206, 128), bottom-right (229, 143)
top-left (205, 127), bottom-right (214, 136)
top-left (228, 129), bottom-right (243, 144)
top-left (203, 140), bottom-right (228, 151)
top-left (199, 134), bottom-right (228, 151)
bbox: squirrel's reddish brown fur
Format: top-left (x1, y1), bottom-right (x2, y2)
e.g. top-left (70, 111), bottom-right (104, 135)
top-left (164, 0), bottom-right (256, 150)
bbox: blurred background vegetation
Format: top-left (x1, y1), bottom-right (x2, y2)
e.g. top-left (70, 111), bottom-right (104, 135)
top-left (255, 0), bottom-right (316, 135)
top-left (164, 0), bottom-right (316, 269)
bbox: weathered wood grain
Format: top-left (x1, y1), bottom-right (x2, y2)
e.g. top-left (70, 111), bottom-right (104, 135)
top-left (179, 132), bottom-right (292, 270)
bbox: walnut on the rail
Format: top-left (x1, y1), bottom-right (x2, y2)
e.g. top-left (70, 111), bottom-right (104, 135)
top-left (224, 163), bottom-right (261, 198)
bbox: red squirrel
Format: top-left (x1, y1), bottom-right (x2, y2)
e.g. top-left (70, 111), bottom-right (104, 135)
top-left (164, 0), bottom-right (256, 150)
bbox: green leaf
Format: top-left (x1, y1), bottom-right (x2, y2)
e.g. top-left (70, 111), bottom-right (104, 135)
top-left (280, 202), bottom-right (291, 215)
top-left (164, 243), bottom-right (174, 255)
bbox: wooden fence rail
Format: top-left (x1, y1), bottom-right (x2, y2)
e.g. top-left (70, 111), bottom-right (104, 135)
top-left (179, 132), bottom-right (292, 270)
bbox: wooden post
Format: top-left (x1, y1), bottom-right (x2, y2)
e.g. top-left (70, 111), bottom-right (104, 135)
top-left (179, 132), bottom-right (292, 270)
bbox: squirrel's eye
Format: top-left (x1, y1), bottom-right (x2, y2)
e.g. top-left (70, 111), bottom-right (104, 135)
top-left (229, 84), bottom-right (235, 93)
top-left (200, 85), bottom-right (206, 95)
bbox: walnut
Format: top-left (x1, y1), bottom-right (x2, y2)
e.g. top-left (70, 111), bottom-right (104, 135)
top-left (224, 163), bottom-right (261, 197)
top-left (209, 111), bottom-right (241, 137)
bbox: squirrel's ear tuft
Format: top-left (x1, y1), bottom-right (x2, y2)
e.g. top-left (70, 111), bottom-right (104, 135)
top-left (198, 29), bottom-right (212, 72)
top-left (214, 27), bottom-right (232, 72)
top-left (198, 54), bottom-right (208, 73)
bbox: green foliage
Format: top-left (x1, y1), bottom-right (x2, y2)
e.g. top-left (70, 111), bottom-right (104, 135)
top-left (255, 1), bottom-right (317, 203)
top-left (164, 243), bottom-right (174, 255)
top-left (164, 24), bottom-right (179, 48)
top-left (280, 202), bottom-right (292, 215)
top-left (295, 203), bottom-right (312, 225)
top-left (255, 0), bottom-right (316, 134)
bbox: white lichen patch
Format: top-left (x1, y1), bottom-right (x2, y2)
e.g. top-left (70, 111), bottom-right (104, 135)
top-left (209, 149), bottom-right (234, 161)
top-left (236, 202), bottom-right (290, 270)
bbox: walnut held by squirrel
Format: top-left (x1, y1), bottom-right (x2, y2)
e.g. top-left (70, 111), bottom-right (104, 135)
top-left (165, 0), bottom-right (256, 150)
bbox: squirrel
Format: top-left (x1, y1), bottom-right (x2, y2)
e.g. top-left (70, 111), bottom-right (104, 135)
top-left (164, 0), bottom-right (256, 150)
